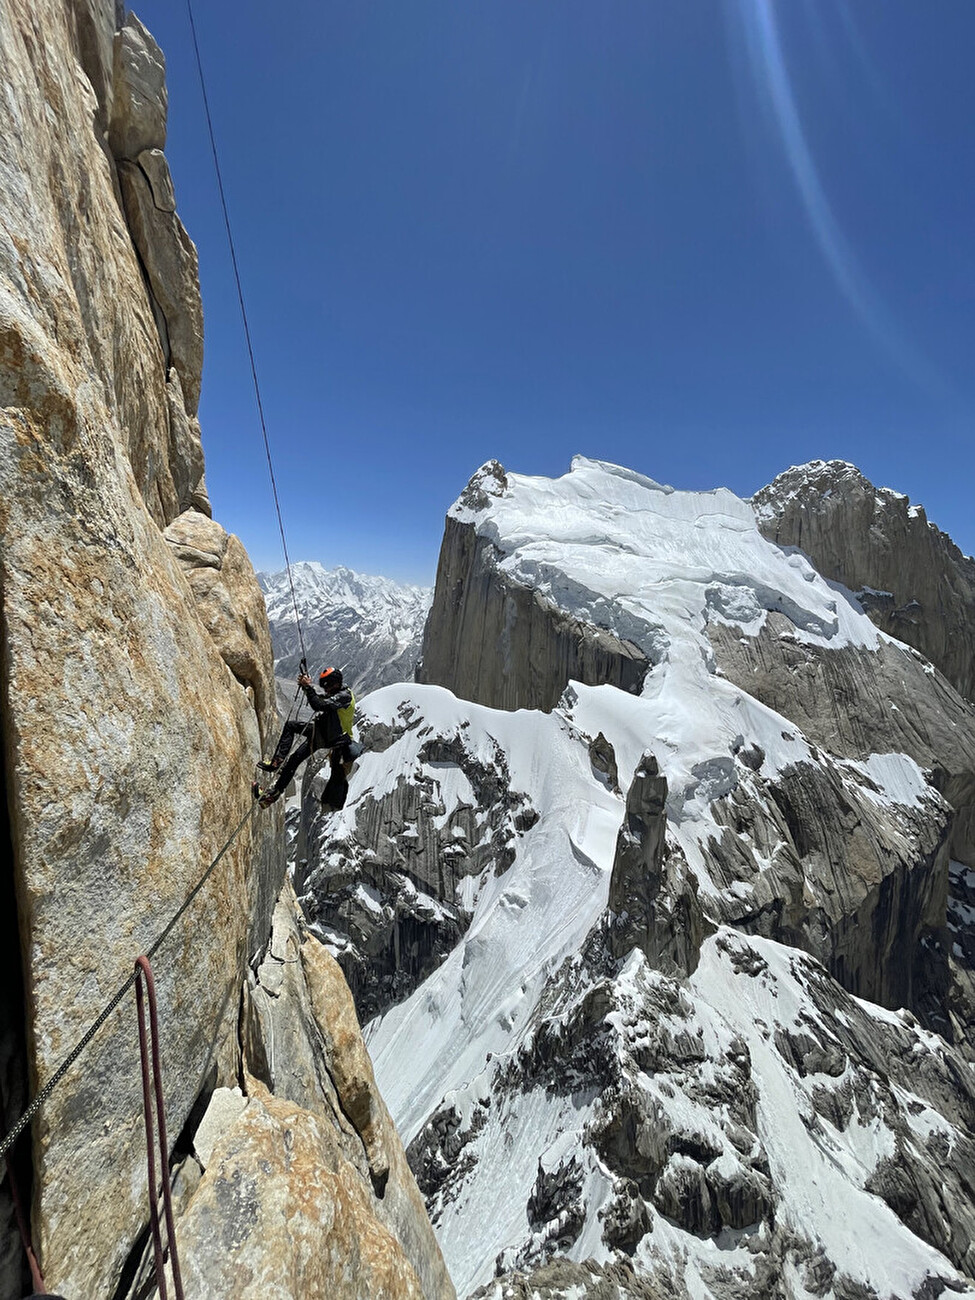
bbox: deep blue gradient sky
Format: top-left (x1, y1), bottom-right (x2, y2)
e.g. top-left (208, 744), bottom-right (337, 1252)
top-left (139, 1), bottom-right (974, 582)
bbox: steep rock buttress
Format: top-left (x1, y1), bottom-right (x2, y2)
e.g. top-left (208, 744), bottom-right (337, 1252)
top-left (0, 3), bottom-right (451, 1297)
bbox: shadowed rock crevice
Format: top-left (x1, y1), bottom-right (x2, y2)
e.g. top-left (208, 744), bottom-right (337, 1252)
top-left (0, 717), bottom-right (31, 1300)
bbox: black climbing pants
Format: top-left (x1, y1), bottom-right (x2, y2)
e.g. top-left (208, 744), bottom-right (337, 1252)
top-left (320, 749), bottom-right (350, 812)
top-left (268, 720), bottom-right (351, 806)
top-left (268, 719), bottom-right (315, 792)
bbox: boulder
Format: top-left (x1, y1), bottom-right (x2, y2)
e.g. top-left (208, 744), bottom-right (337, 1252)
top-left (108, 12), bottom-right (167, 161)
top-left (174, 1080), bottom-right (428, 1300)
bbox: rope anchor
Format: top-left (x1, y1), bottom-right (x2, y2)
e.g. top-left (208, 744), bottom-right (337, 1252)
top-left (135, 955), bottom-right (185, 1300)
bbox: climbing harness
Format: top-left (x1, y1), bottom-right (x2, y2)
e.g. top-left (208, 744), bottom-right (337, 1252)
top-left (0, 804), bottom-right (255, 1169)
top-left (134, 956), bottom-right (185, 1300)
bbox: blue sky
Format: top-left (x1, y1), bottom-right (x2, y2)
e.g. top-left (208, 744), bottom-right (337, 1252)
top-left (139, 0), bottom-right (975, 583)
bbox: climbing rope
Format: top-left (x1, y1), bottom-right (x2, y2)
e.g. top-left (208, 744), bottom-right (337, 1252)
top-left (135, 955), bottom-right (185, 1300)
top-left (0, 804), bottom-right (256, 1167)
top-left (185, 0), bottom-right (309, 671)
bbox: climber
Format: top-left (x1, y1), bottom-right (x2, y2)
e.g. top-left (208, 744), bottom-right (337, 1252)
top-left (253, 666), bottom-right (357, 809)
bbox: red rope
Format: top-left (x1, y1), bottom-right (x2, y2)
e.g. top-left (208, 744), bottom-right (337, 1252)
top-left (134, 956), bottom-right (185, 1300)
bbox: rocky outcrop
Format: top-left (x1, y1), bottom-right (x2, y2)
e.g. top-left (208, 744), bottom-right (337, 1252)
top-left (109, 13), bottom-right (204, 422)
top-left (606, 754), bottom-right (709, 976)
top-left (169, 885), bottom-right (455, 1300)
top-left (470, 1257), bottom-right (669, 1299)
top-left (298, 703), bottom-right (538, 1022)
top-left (418, 465), bottom-right (651, 711)
top-left (165, 509), bottom-right (276, 749)
top-left (753, 460), bottom-right (975, 703)
top-left (0, 3), bottom-right (447, 1296)
top-left (407, 919), bottom-right (975, 1296)
top-left (705, 611), bottom-right (975, 1040)
top-left (115, 883), bottom-right (453, 1300)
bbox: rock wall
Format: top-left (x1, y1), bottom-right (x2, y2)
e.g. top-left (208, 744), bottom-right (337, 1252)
top-left (418, 466), bottom-right (651, 712)
top-left (168, 885), bottom-right (454, 1300)
top-left (753, 460), bottom-right (975, 703)
top-left (0, 3), bottom-right (450, 1296)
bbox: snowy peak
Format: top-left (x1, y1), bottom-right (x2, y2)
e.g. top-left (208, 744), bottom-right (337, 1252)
top-left (752, 458), bottom-right (910, 523)
top-left (259, 561), bottom-right (431, 630)
top-left (259, 562), bottom-right (432, 696)
top-left (296, 456), bottom-right (975, 1298)
top-left (421, 454), bottom-right (878, 716)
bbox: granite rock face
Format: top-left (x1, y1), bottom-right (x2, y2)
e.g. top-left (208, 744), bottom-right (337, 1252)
top-left (753, 459), bottom-right (975, 703)
top-left (0, 0), bottom-right (270, 1291)
top-left (0, 3), bottom-right (448, 1296)
top-left (177, 1082), bottom-right (429, 1300)
top-left (173, 885), bottom-right (455, 1300)
top-left (418, 465), bottom-right (651, 711)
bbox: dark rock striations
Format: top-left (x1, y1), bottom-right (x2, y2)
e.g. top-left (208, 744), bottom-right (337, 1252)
top-left (754, 459), bottom-right (975, 703)
top-left (418, 465), bottom-right (652, 711)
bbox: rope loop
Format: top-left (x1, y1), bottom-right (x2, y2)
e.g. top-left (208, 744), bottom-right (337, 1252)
top-left (135, 956), bottom-right (185, 1300)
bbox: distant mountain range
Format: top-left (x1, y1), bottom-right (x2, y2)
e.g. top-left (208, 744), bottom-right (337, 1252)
top-left (258, 561), bottom-right (432, 698)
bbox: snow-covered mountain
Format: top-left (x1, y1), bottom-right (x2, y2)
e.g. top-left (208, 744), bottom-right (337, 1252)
top-left (258, 562), bottom-right (432, 697)
top-left (294, 458), bottom-right (975, 1299)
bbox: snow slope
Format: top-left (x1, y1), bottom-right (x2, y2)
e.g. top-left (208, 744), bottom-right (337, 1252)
top-left (339, 683), bottom-right (973, 1297)
top-left (299, 459), bottom-right (975, 1299)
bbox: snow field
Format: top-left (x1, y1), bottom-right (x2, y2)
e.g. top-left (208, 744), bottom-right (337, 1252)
top-left (308, 459), bottom-right (975, 1296)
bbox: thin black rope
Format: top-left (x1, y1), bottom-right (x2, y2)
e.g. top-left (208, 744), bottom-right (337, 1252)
top-left (185, 0), bottom-right (308, 671)
top-left (0, 805), bottom-right (256, 1166)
